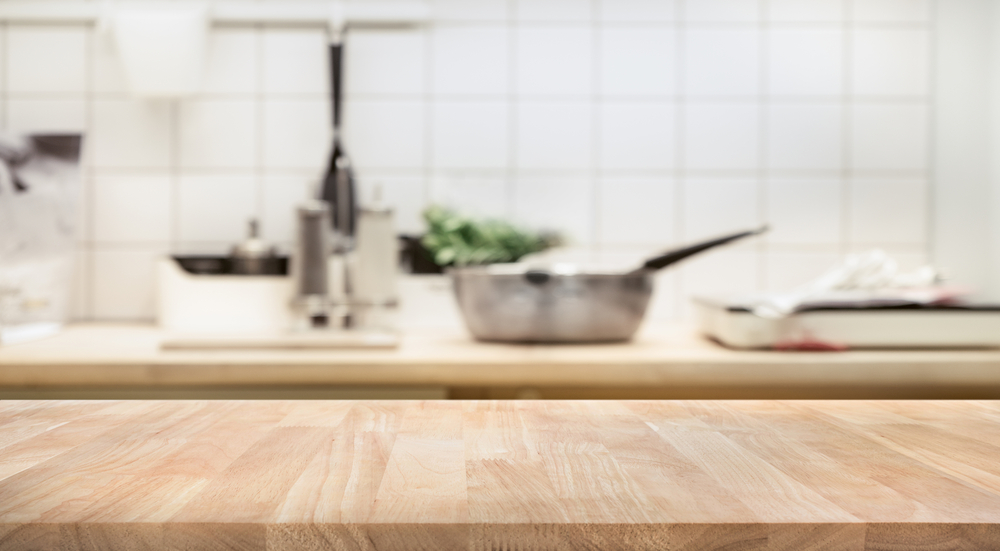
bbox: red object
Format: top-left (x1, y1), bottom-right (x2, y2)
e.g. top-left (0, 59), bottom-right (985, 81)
top-left (772, 338), bottom-right (848, 352)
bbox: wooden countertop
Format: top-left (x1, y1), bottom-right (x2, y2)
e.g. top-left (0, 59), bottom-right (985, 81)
top-left (3, 324), bottom-right (1000, 398)
top-left (1, 399), bottom-right (999, 550)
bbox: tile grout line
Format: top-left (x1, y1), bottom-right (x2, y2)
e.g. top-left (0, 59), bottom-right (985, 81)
top-left (758, 0), bottom-right (769, 292)
top-left (505, 21), bottom-right (929, 30)
top-left (841, 0), bottom-right (853, 258)
top-left (83, 23), bottom-right (94, 319)
top-left (79, 164), bottom-right (930, 176)
top-left (170, 99), bottom-right (180, 252)
top-left (1, 22), bottom-right (7, 129)
top-left (673, 0), bottom-right (685, 320)
top-left (505, 0), bottom-right (516, 220)
top-left (47, 91), bottom-right (930, 103)
top-left (424, 21), bottom-right (433, 213)
top-left (591, 0), bottom-right (601, 255)
top-left (255, 24), bottom-right (265, 233)
top-left (925, 0), bottom-right (938, 267)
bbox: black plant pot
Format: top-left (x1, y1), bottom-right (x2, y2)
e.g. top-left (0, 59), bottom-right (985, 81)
top-left (399, 235), bottom-right (444, 274)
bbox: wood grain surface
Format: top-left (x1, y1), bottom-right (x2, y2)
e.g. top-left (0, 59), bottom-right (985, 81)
top-left (4, 324), bottom-right (1000, 400)
top-left (1, 400), bottom-right (999, 550)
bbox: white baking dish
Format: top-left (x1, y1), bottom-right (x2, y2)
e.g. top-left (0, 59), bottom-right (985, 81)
top-left (694, 295), bottom-right (1000, 349)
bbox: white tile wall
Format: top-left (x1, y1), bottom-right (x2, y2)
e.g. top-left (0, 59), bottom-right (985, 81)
top-left (513, 177), bottom-right (594, 246)
top-left (515, 101), bottom-right (593, 170)
top-left (850, 103), bottom-right (929, 171)
top-left (92, 31), bottom-right (127, 94)
top-left (177, 174), bottom-right (258, 247)
top-left (682, 178), bottom-right (761, 240)
top-left (851, 28), bottom-right (929, 96)
top-left (766, 178), bottom-right (842, 245)
top-left (684, 0), bottom-right (760, 23)
top-left (431, 175), bottom-right (509, 219)
top-left (260, 173), bottom-right (317, 248)
top-left (263, 99), bottom-right (331, 170)
top-left (179, 100), bottom-right (256, 169)
top-left (261, 30), bottom-right (328, 95)
top-left (92, 174), bottom-right (173, 244)
top-left (767, 29), bottom-right (842, 96)
top-left (599, 27), bottom-right (675, 96)
top-left (7, 26), bottom-right (88, 94)
top-left (7, 99), bottom-right (86, 133)
top-left (764, 251), bottom-right (841, 292)
top-left (431, 26), bottom-right (508, 95)
top-left (358, 173), bottom-right (428, 234)
top-left (599, 0), bottom-right (675, 23)
top-left (853, 0), bottom-right (930, 23)
top-left (678, 248), bottom-right (760, 317)
top-left (515, 0), bottom-right (593, 23)
top-left (515, 27), bottom-right (592, 96)
top-left (682, 28), bottom-right (759, 97)
top-left (766, 103), bottom-right (842, 170)
top-left (431, 0), bottom-right (508, 22)
top-left (202, 29), bottom-right (258, 96)
top-left (91, 249), bottom-right (164, 320)
top-left (768, 0), bottom-right (843, 22)
top-left (431, 100), bottom-right (509, 169)
top-left (848, 178), bottom-right (928, 245)
top-left (91, 100), bottom-right (173, 169)
top-left (683, 103), bottom-right (760, 170)
top-left (342, 99), bottom-right (423, 169)
top-left (346, 29), bottom-right (426, 96)
top-left (598, 177), bottom-right (675, 246)
top-left (0, 1), bottom-right (933, 321)
top-left (599, 102), bottom-right (674, 170)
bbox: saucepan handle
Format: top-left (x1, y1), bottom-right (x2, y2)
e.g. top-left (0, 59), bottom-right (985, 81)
top-left (637, 226), bottom-right (769, 273)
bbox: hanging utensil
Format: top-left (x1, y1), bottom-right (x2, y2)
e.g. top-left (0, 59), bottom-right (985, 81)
top-left (319, 22), bottom-right (356, 251)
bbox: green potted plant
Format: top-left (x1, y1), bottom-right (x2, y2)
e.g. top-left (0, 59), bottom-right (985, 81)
top-left (419, 205), bottom-right (562, 269)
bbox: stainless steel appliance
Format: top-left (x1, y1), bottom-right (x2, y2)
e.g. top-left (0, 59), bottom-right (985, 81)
top-left (292, 200), bottom-right (332, 329)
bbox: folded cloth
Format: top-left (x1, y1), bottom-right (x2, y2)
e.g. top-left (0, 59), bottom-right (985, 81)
top-left (751, 249), bottom-right (953, 319)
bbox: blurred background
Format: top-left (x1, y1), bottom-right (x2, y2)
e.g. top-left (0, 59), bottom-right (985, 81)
top-left (1, 0), bottom-right (987, 323)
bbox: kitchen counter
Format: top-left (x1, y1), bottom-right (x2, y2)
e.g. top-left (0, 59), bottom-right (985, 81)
top-left (3, 323), bottom-right (1000, 399)
top-left (1, 399), bottom-right (999, 550)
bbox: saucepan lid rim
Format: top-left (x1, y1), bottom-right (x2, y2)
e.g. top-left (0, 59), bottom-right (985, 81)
top-left (447, 263), bottom-right (647, 277)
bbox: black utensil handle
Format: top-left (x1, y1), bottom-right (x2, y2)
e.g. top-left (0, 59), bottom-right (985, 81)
top-left (330, 42), bottom-right (343, 129)
top-left (641, 226), bottom-right (769, 272)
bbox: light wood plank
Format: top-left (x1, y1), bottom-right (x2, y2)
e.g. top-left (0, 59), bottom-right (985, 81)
top-left (4, 324), bottom-right (1000, 400)
top-left (0, 400), bottom-right (996, 550)
top-left (370, 401), bottom-right (468, 525)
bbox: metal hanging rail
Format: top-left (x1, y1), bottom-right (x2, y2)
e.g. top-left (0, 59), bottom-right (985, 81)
top-left (0, 1), bottom-right (430, 28)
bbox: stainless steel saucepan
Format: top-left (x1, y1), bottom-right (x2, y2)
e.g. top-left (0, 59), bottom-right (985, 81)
top-left (450, 227), bottom-right (767, 343)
